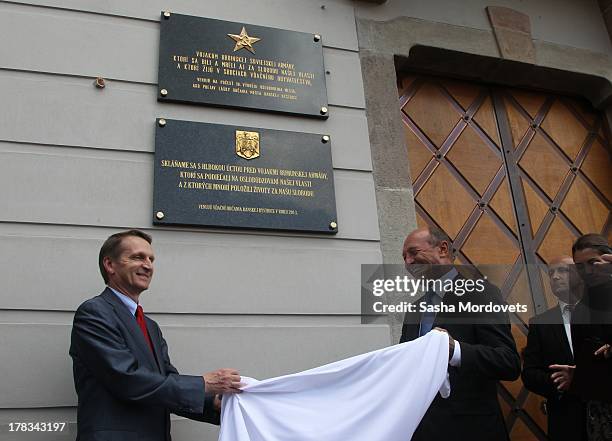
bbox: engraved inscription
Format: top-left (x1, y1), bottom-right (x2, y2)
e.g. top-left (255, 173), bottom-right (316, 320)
top-left (159, 159), bottom-right (328, 199)
top-left (159, 14), bottom-right (326, 113)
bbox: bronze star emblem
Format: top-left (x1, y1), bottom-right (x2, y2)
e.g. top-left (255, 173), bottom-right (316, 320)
top-left (227, 26), bottom-right (261, 54)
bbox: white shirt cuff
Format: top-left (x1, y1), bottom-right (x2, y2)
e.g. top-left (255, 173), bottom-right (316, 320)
top-left (449, 340), bottom-right (461, 367)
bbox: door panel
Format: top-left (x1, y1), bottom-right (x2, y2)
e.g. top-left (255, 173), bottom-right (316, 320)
top-left (399, 74), bottom-right (612, 440)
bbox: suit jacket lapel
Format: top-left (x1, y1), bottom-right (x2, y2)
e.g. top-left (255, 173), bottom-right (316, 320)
top-left (401, 298), bottom-right (422, 342)
top-left (101, 288), bottom-right (159, 370)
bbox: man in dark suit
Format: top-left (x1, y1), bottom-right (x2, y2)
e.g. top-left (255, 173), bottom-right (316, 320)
top-left (522, 256), bottom-right (586, 441)
top-left (566, 234), bottom-right (612, 440)
top-left (70, 229), bottom-right (242, 441)
top-left (551, 235), bottom-right (612, 397)
top-left (400, 227), bottom-right (520, 441)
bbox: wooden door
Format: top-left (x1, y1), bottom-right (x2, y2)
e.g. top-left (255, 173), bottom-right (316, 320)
top-left (398, 74), bottom-right (612, 440)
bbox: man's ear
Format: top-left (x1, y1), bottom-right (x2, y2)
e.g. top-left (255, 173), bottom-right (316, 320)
top-left (438, 240), bottom-right (450, 259)
top-left (103, 256), bottom-right (115, 277)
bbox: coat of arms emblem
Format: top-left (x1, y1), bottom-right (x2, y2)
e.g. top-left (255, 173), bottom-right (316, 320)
top-left (235, 130), bottom-right (260, 160)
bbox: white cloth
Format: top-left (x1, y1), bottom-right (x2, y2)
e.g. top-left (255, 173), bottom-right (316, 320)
top-left (219, 331), bottom-right (450, 441)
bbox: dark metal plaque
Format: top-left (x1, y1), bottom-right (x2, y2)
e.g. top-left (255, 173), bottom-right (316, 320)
top-left (153, 119), bottom-right (338, 233)
top-left (157, 13), bottom-right (329, 118)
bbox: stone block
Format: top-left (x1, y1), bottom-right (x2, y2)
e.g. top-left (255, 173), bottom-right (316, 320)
top-left (486, 6), bottom-right (536, 64)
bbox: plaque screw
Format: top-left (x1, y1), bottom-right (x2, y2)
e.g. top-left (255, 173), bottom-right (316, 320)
top-left (158, 118), bottom-right (167, 127)
top-left (156, 211), bottom-right (165, 220)
top-left (329, 221), bottom-right (337, 229)
top-left (322, 135), bottom-right (330, 143)
top-left (320, 106), bottom-right (328, 115)
top-left (314, 34), bottom-right (321, 42)
top-left (160, 88), bottom-right (168, 97)
top-left (163, 11), bottom-right (171, 19)
top-left (94, 77), bottom-right (106, 89)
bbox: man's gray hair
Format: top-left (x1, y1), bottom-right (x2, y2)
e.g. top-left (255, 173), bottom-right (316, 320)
top-left (426, 227), bottom-right (451, 246)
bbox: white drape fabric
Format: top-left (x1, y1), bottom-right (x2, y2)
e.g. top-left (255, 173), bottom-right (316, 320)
top-left (219, 330), bottom-right (450, 441)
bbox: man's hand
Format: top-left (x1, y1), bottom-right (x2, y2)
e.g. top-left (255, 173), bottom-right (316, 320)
top-left (434, 327), bottom-right (455, 361)
top-left (595, 253), bottom-right (612, 264)
top-left (594, 343), bottom-right (612, 359)
top-left (203, 368), bottom-right (243, 395)
top-left (549, 364), bottom-right (575, 391)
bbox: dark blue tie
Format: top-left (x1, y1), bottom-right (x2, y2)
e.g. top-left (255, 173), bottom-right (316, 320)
top-left (419, 291), bottom-right (438, 337)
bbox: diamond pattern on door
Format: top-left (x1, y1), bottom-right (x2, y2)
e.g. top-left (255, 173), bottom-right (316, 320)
top-left (536, 217), bottom-right (577, 264)
top-left (519, 133), bottom-right (569, 199)
top-left (599, 124), bottom-right (607, 140)
top-left (415, 211), bottom-right (428, 230)
top-left (566, 98), bottom-right (598, 128)
top-left (404, 82), bottom-right (460, 148)
top-left (490, 177), bottom-right (518, 234)
top-left (403, 121), bottom-right (434, 182)
top-left (446, 126), bottom-right (502, 195)
top-left (473, 96), bottom-right (501, 145)
top-left (440, 79), bottom-right (482, 111)
top-left (510, 89), bottom-right (546, 119)
top-left (521, 178), bottom-right (550, 238)
top-left (511, 416), bottom-right (540, 440)
top-left (500, 396), bottom-right (512, 419)
top-left (416, 165), bottom-right (474, 239)
top-left (400, 75), bottom-right (611, 440)
top-left (502, 324), bottom-right (529, 398)
top-left (581, 139), bottom-right (612, 202)
top-left (462, 214), bottom-right (519, 265)
top-left (398, 75), bottom-right (417, 98)
top-left (522, 393), bottom-right (547, 433)
top-left (540, 100), bottom-right (589, 161)
top-left (560, 175), bottom-right (609, 234)
top-left (505, 267), bottom-right (534, 325)
top-left (505, 96), bottom-right (532, 148)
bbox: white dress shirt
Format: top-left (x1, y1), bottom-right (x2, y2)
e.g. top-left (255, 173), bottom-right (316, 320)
top-left (557, 300), bottom-right (574, 356)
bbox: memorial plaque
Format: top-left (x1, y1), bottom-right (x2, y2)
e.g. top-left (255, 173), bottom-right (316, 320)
top-left (158, 13), bottom-right (329, 118)
top-left (153, 119), bottom-right (338, 234)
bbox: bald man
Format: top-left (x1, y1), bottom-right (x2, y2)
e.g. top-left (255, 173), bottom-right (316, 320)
top-left (400, 227), bottom-right (520, 441)
top-left (522, 256), bottom-right (586, 441)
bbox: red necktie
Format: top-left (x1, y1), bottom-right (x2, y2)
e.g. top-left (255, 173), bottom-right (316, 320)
top-left (135, 304), bottom-right (154, 354)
